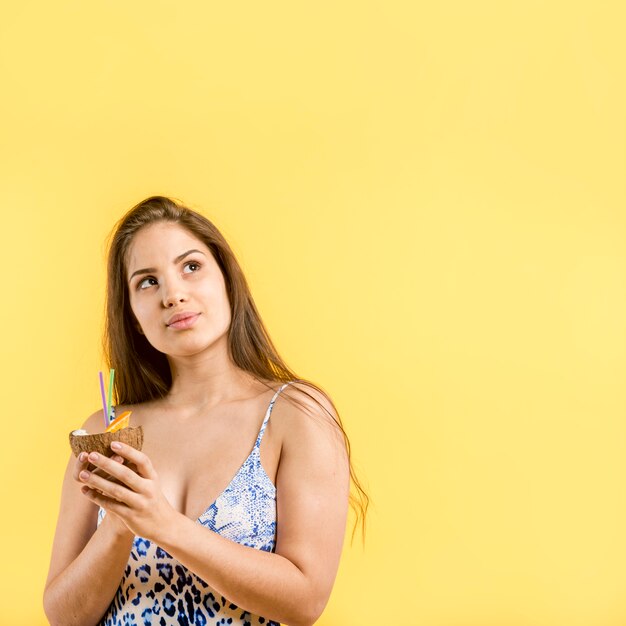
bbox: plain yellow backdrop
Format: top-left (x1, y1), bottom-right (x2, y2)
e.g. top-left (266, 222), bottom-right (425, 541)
top-left (1, 1), bottom-right (624, 625)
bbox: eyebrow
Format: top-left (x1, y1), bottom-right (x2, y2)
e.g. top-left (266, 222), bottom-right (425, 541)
top-left (129, 249), bottom-right (206, 282)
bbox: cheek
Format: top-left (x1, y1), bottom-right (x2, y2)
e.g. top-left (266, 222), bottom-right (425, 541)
top-left (130, 298), bottom-right (150, 324)
top-left (211, 284), bottom-right (230, 314)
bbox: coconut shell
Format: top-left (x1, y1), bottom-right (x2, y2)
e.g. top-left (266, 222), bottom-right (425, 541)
top-left (69, 426), bottom-right (144, 458)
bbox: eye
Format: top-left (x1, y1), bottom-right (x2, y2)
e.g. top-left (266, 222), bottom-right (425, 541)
top-left (137, 276), bottom-right (157, 290)
top-left (183, 261), bottom-right (202, 273)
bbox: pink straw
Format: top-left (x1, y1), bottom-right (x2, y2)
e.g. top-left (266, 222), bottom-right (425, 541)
top-left (99, 371), bottom-right (109, 428)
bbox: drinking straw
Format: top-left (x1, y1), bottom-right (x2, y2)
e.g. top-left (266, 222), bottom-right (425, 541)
top-left (99, 371), bottom-right (109, 429)
top-left (107, 368), bottom-right (115, 424)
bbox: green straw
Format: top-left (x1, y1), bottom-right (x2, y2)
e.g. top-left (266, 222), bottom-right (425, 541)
top-left (107, 368), bottom-right (115, 425)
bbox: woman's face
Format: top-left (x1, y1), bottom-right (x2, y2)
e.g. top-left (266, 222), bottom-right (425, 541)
top-left (125, 222), bottom-right (232, 357)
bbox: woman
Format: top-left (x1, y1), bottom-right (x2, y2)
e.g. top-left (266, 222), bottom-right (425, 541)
top-left (44, 196), bottom-right (368, 626)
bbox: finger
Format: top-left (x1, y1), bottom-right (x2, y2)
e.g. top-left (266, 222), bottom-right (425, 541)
top-left (108, 442), bottom-right (156, 480)
top-left (81, 485), bottom-right (129, 515)
top-left (75, 456), bottom-right (124, 490)
top-left (90, 464), bottom-right (113, 479)
top-left (79, 468), bottom-right (139, 506)
top-left (102, 455), bottom-right (126, 485)
top-left (90, 458), bottom-right (125, 483)
top-left (73, 452), bottom-right (90, 481)
top-left (108, 454), bottom-right (125, 471)
top-left (85, 452), bottom-right (144, 492)
top-left (74, 451), bottom-right (124, 483)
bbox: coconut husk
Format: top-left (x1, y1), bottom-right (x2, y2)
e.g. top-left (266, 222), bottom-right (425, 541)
top-left (69, 426), bottom-right (144, 458)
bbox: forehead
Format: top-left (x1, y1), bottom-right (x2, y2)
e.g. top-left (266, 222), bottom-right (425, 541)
top-left (126, 222), bottom-right (210, 269)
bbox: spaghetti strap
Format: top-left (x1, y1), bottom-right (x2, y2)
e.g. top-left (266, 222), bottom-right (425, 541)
top-left (254, 380), bottom-right (298, 450)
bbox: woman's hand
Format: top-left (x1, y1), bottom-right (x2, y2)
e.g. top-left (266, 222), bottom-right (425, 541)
top-left (77, 442), bottom-right (178, 542)
top-left (73, 450), bottom-right (125, 492)
top-left (73, 451), bottom-right (132, 537)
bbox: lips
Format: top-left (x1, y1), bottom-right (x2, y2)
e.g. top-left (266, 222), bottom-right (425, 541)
top-left (166, 312), bottom-right (200, 327)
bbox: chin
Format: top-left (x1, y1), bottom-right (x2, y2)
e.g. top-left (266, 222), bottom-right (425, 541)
top-left (163, 335), bottom-right (222, 356)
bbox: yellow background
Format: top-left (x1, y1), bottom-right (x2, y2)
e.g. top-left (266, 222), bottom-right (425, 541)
top-left (1, 1), bottom-right (624, 625)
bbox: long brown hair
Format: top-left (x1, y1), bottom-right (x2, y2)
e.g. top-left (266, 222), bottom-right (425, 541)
top-left (102, 195), bottom-right (369, 543)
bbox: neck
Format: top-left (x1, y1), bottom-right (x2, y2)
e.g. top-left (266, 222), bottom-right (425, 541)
top-left (163, 338), bottom-right (262, 414)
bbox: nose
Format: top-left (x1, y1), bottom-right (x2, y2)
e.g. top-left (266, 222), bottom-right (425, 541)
top-left (164, 295), bottom-right (186, 308)
top-left (162, 277), bottom-right (188, 308)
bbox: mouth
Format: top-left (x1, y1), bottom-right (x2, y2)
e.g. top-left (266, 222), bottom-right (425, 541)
top-left (166, 313), bottom-right (201, 329)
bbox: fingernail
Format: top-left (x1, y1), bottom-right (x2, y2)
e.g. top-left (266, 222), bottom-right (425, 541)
top-left (111, 442), bottom-right (122, 450)
top-left (79, 452), bottom-right (87, 462)
top-left (80, 471), bottom-right (90, 480)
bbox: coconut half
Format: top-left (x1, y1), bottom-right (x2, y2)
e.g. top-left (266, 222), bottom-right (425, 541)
top-left (69, 426), bottom-right (144, 458)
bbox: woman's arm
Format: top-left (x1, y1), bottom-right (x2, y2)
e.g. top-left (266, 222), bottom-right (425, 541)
top-left (83, 385), bottom-right (350, 626)
top-left (43, 411), bottom-right (135, 626)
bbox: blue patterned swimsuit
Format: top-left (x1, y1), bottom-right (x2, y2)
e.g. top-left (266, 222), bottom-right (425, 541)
top-left (97, 381), bottom-right (296, 626)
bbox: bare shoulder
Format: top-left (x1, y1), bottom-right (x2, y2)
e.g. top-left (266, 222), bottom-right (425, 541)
top-left (274, 381), bottom-right (348, 467)
top-left (275, 381), bottom-right (338, 421)
top-left (80, 407), bottom-right (111, 433)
